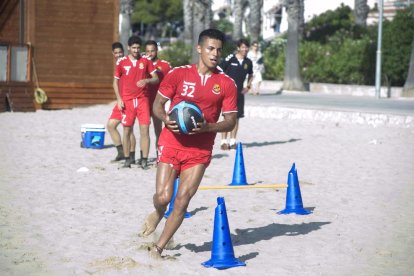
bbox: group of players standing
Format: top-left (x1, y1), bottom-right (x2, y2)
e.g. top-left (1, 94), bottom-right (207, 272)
top-left (108, 34), bottom-right (258, 170)
top-left (107, 37), bottom-right (171, 169)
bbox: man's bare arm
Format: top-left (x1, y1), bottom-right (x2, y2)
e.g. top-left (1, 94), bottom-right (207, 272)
top-left (194, 112), bottom-right (237, 134)
top-left (153, 93), bottom-right (179, 133)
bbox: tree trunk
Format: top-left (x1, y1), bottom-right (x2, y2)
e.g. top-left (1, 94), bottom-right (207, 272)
top-left (119, 0), bottom-right (133, 49)
top-left (354, 0), bottom-right (369, 27)
top-left (402, 34), bottom-right (414, 97)
top-left (298, 0), bottom-right (304, 39)
top-left (191, 0), bottom-right (212, 63)
top-left (248, 0), bottom-right (262, 42)
top-left (282, 0), bottom-right (305, 91)
top-left (233, 0), bottom-right (245, 41)
top-left (183, 0), bottom-right (193, 44)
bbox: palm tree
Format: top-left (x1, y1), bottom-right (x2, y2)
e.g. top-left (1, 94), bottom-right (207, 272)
top-left (190, 0), bottom-right (212, 62)
top-left (120, 0), bottom-right (134, 48)
top-left (354, 0), bottom-right (369, 27)
top-left (282, 0), bottom-right (305, 91)
top-left (248, 0), bottom-right (262, 42)
top-left (183, 0), bottom-right (192, 44)
top-left (402, 34), bottom-right (414, 97)
top-left (233, 0), bottom-right (246, 41)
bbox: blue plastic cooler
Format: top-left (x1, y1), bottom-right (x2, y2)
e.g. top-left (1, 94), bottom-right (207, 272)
top-left (81, 124), bottom-right (105, 149)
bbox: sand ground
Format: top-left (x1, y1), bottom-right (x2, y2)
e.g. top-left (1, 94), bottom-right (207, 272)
top-left (1, 102), bottom-right (413, 275)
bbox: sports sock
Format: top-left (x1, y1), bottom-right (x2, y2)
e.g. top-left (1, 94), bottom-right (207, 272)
top-left (229, 138), bottom-right (236, 146)
top-left (116, 145), bottom-right (123, 155)
top-left (122, 158), bottom-right (131, 168)
top-left (113, 145), bottom-right (125, 161)
top-left (221, 139), bottom-right (228, 145)
top-left (141, 158), bottom-right (148, 169)
top-left (130, 151), bottom-right (136, 163)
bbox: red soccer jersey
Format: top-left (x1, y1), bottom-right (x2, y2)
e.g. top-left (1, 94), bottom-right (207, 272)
top-left (147, 59), bottom-right (171, 99)
top-left (158, 64), bottom-right (237, 151)
top-left (114, 55), bottom-right (156, 101)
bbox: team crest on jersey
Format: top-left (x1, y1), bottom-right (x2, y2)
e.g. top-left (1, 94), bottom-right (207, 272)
top-left (244, 64), bottom-right (248, 70)
top-left (139, 62), bottom-right (144, 69)
top-left (212, 84), bottom-right (221, 95)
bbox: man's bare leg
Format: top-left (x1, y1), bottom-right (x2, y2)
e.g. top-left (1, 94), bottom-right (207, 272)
top-left (139, 124), bottom-right (150, 169)
top-left (154, 164), bottom-right (206, 252)
top-left (107, 119), bottom-right (122, 145)
top-left (107, 119), bottom-right (124, 161)
top-left (130, 129), bottom-right (136, 161)
top-left (122, 126), bottom-right (132, 167)
top-left (139, 163), bottom-right (177, 237)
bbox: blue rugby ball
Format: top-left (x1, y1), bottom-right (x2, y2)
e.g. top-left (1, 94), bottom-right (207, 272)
top-left (169, 101), bottom-right (203, 134)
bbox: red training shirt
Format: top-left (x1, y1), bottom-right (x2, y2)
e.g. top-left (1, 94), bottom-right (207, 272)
top-left (114, 55), bottom-right (156, 101)
top-left (147, 59), bottom-right (171, 99)
top-left (158, 64), bottom-right (237, 152)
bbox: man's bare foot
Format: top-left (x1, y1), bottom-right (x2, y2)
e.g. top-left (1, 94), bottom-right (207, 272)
top-left (138, 211), bottom-right (163, 237)
top-left (147, 244), bottom-right (176, 261)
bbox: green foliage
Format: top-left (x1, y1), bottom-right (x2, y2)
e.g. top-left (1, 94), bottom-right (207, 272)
top-left (301, 35), bottom-right (376, 84)
top-left (158, 41), bottom-right (192, 67)
top-left (211, 18), bottom-right (236, 59)
top-left (304, 4), bottom-right (354, 43)
top-left (381, 6), bottom-right (414, 86)
top-left (221, 39), bottom-right (237, 62)
top-left (212, 18), bottom-right (233, 35)
top-left (263, 38), bottom-right (286, 80)
top-left (263, 5), bottom-right (413, 86)
top-left (131, 0), bottom-right (182, 24)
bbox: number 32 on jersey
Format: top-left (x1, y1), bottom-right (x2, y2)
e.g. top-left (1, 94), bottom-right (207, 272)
top-left (181, 81), bottom-right (195, 98)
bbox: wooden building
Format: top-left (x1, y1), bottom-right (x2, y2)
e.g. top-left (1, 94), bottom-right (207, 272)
top-left (0, 0), bottom-right (119, 112)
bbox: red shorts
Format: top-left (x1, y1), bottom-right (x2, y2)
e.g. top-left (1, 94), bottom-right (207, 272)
top-left (121, 97), bottom-right (151, 127)
top-left (109, 104), bottom-right (122, 121)
top-left (157, 145), bottom-right (212, 174)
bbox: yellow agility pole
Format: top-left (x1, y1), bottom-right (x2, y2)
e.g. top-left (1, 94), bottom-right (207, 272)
top-left (198, 184), bottom-right (287, 190)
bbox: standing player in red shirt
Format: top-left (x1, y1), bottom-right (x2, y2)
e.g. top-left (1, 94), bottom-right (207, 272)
top-left (113, 36), bottom-right (159, 169)
top-left (144, 40), bottom-right (171, 162)
top-left (139, 29), bottom-right (238, 259)
top-left (107, 42), bottom-right (137, 163)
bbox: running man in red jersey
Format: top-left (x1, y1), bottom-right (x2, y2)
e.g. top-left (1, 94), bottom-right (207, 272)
top-left (107, 42), bottom-right (137, 162)
top-left (144, 40), bottom-right (171, 161)
top-left (113, 36), bottom-right (159, 169)
top-left (139, 29), bottom-right (238, 259)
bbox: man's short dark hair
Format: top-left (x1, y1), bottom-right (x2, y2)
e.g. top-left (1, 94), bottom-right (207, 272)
top-left (145, 40), bottom-right (158, 49)
top-left (198, 29), bottom-right (225, 45)
top-left (112, 42), bottom-right (124, 51)
top-left (237, 38), bottom-right (250, 48)
top-left (128, 36), bottom-right (142, 46)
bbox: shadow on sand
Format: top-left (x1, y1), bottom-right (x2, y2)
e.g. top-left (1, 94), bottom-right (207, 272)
top-left (243, 138), bottom-right (301, 148)
top-left (175, 221), bottom-right (331, 260)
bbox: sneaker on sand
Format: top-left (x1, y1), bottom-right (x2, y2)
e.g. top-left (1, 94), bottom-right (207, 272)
top-left (122, 159), bottom-right (131, 168)
top-left (140, 159), bottom-right (149, 170)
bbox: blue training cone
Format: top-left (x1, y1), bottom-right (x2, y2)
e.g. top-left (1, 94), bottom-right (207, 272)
top-left (164, 177), bottom-right (192, 219)
top-left (202, 197), bottom-right (246, 269)
top-left (229, 142), bottom-right (248, 186)
top-left (278, 163), bottom-right (311, 215)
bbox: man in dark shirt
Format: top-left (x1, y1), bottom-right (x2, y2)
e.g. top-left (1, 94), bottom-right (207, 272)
top-left (219, 38), bottom-right (253, 150)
